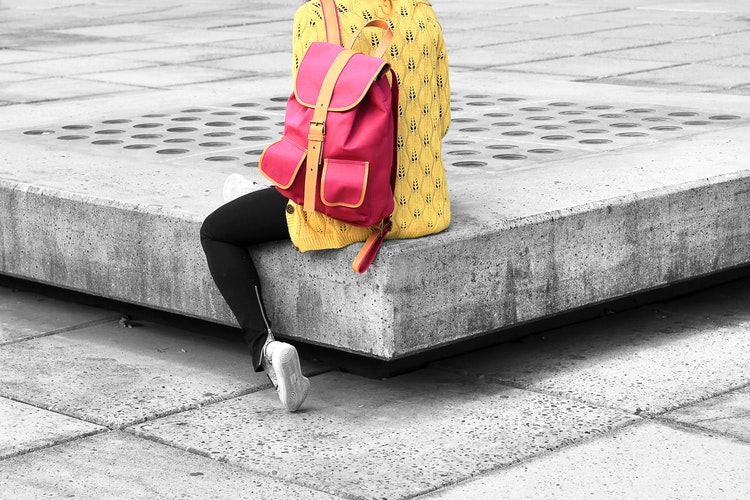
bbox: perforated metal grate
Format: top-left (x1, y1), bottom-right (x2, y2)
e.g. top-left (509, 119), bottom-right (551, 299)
top-left (21, 93), bottom-right (745, 171)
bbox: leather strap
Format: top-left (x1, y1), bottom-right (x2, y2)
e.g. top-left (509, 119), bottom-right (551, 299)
top-left (304, 49), bottom-right (356, 212)
top-left (320, 0), bottom-right (342, 46)
top-left (352, 219), bottom-right (392, 273)
top-left (344, 19), bottom-right (393, 59)
top-left (352, 68), bottom-right (399, 273)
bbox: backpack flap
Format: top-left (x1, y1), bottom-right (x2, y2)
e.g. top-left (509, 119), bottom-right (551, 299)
top-left (294, 42), bottom-right (389, 111)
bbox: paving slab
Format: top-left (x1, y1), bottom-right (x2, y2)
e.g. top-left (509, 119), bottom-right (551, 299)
top-left (0, 397), bottom-right (103, 460)
top-left (423, 421), bottom-right (750, 500)
top-left (432, 278), bottom-right (750, 416)
top-left (0, 318), bottom-right (326, 428)
top-left (0, 431), bottom-right (336, 500)
top-left (665, 384), bottom-right (750, 442)
top-left (0, 284), bottom-right (117, 344)
top-left (132, 369), bottom-right (636, 499)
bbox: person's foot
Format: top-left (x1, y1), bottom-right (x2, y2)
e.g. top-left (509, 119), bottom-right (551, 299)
top-left (262, 340), bottom-right (310, 412)
top-left (222, 173), bottom-right (256, 202)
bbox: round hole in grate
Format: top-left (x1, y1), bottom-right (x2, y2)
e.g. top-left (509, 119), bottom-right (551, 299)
top-left (484, 112), bottom-right (513, 118)
top-left (492, 121), bottom-right (521, 127)
top-left (156, 148), bottom-right (189, 154)
top-left (181, 108), bottom-right (208, 113)
top-left (528, 116), bottom-right (555, 121)
top-left (57, 135), bottom-right (87, 140)
top-left (446, 150), bottom-right (479, 156)
top-left (466, 101), bottom-right (494, 106)
top-left (650, 125), bottom-right (682, 131)
top-left (535, 125), bottom-right (564, 130)
top-left (212, 111), bottom-right (240, 116)
top-left (453, 117), bottom-right (478, 123)
top-left (528, 148), bottom-right (561, 154)
top-left (265, 106), bottom-right (287, 111)
top-left (124, 144), bottom-right (157, 150)
top-left (232, 102), bottom-right (259, 107)
top-left (610, 123), bottom-right (640, 128)
top-left (520, 107), bottom-right (547, 112)
top-left (275, 121), bottom-right (285, 127)
top-left (450, 107), bottom-right (463, 112)
top-left (142, 113), bottom-right (168, 118)
top-left (548, 102), bottom-right (576, 107)
top-left (599, 113), bottom-right (627, 119)
top-left (205, 131), bottom-right (235, 137)
top-left (626, 108), bottom-right (655, 113)
top-left (493, 154), bottom-right (527, 160)
top-left (270, 96), bottom-right (288, 102)
top-left (616, 132), bottom-right (649, 137)
top-left (502, 130), bottom-right (534, 136)
top-left (199, 141), bottom-right (232, 147)
top-left (133, 123), bottom-right (163, 129)
top-left (167, 127), bottom-right (198, 133)
top-left (542, 135), bottom-right (574, 140)
top-left (459, 127), bottom-right (489, 132)
top-left (453, 160), bottom-right (489, 167)
top-left (102, 119), bottom-right (131, 124)
top-left (587, 105), bottom-right (614, 110)
top-left (172, 116), bottom-right (201, 122)
top-left (669, 111), bottom-right (698, 117)
top-left (241, 115), bottom-right (269, 121)
top-left (559, 110), bottom-right (586, 115)
top-left (133, 134), bottom-right (162, 139)
top-left (709, 114), bottom-right (741, 120)
top-left (24, 130), bottom-right (55, 135)
top-left (465, 94), bottom-right (490, 98)
top-left (240, 126), bottom-right (270, 131)
top-left (445, 140), bottom-right (475, 145)
top-left (642, 117), bottom-right (671, 122)
top-left (487, 144), bottom-right (518, 150)
top-left (205, 156), bottom-right (239, 161)
top-left (95, 129), bottom-right (125, 134)
top-left (164, 138), bottom-right (194, 143)
top-left (244, 162), bottom-right (259, 167)
top-left (240, 135), bottom-right (272, 141)
top-left (245, 150), bottom-right (264, 155)
top-left (62, 125), bottom-right (92, 130)
top-left (92, 139), bottom-right (123, 145)
top-left (683, 120), bottom-right (711, 125)
top-left (578, 129), bottom-right (609, 134)
top-left (580, 138), bottom-right (613, 144)
top-left (569, 119), bottom-right (599, 124)
top-left (206, 121), bottom-right (235, 127)
top-left (498, 97), bottom-right (525, 101)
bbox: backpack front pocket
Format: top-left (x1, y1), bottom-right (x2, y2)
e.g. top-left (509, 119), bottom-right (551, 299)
top-left (259, 137), bottom-right (307, 190)
top-left (320, 159), bottom-right (369, 208)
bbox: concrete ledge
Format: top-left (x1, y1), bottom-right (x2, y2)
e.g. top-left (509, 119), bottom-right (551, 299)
top-left (2, 79), bottom-right (750, 369)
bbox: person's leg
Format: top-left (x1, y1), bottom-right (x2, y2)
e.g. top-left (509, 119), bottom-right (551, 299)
top-left (200, 186), bottom-right (310, 411)
top-left (199, 187), bottom-right (288, 371)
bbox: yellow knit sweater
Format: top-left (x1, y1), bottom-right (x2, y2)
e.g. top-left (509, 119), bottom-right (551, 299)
top-left (286, 0), bottom-right (451, 252)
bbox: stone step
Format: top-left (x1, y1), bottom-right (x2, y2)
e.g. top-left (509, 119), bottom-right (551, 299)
top-left (2, 77), bottom-right (750, 375)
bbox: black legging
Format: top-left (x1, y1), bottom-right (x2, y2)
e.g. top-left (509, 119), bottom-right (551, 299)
top-left (199, 187), bottom-right (290, 371)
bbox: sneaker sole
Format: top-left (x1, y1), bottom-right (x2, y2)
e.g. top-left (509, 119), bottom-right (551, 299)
top-left (272, 344), bottom-right (310, 412)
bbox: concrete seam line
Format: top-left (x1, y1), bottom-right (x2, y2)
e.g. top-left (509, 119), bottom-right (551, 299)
top-left (402, 419), bottom-right (647, 500)
top-left (0, 427), bottom-right (108, 462)
top-left (0, 316), bottom-right (121, 347)
top-left (651, 413), bottom-right (750, 447)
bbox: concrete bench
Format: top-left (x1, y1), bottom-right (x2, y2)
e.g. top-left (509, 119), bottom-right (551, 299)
top-left (2, 76), bottom-right (750, 376)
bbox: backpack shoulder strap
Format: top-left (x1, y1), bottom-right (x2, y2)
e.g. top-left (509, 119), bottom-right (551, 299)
top-left (320, 0), bottom-right (343, 46)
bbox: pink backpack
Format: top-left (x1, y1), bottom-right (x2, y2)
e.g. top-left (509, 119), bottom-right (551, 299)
top-left (259, 0), bottom-right (398, 273)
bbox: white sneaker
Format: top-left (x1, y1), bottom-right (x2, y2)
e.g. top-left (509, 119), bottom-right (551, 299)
top-left (262, 341), bottom-right (310, 412)
top-left (222, 173), bottom-right (257, 202)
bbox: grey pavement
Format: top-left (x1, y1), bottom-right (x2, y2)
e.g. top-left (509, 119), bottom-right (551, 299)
top-left (2, 0), bottom-right (750, 499)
